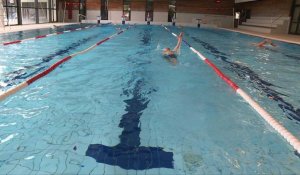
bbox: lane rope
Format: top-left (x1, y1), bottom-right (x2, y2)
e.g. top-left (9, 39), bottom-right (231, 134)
top-left (0, 26), bottom-right (132, 101)
top-left (2, 24), bottom-right (110, 46)
top-left (162, 25), bottom-right (300, 155)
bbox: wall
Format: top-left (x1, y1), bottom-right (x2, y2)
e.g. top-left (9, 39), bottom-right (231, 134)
top-left (177, 0), bottom-right (234, 16)
top-left (176, 13), bottom-right (234, 28)
top-left (153, 0), bottom-right (168, 22)
top-left (83, 0), bottom-right (234, 27)
top-left (173, 0), bottom-right (234, 28)
top-left (235, 0), bottom-right (256, 3)
top-left (131, 0), bottom-right (146, 21)
top-left (235, 0), bottom-right (293, 17)
top-left (86, 0), bottom-right (100, 19)
top-left (87, 10), bottom-right (100, 20)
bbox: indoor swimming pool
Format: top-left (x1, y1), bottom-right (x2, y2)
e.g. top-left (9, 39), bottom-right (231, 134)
top-left (0, 24), bottom-right (299, 174)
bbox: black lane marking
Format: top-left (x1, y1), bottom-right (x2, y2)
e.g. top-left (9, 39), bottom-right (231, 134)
top-left (86, 27), bottom-right (174, 170)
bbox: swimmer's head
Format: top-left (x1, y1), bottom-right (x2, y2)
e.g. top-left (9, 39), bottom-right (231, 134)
top-left (163, 48), bottom-right (171, 52)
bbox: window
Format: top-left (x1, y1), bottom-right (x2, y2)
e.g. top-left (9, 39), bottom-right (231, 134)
top-left (123, 0), bottom-right (131, 21)
top-left (20, 0), bottom-right (36, 24)
top-left (289, 0), bottom-right (300, 34)
top-left (50, 0), bottom-right (57, 22)
top-left (79, 0), bottom-right (86, 22)
top-left (145, 0), bottom-right (153, 21)
top-left (38, 0), bottom-right (49, 23)
top-left (168, 0), bottom-right (176, 22)
top-left (101, 0), bottom-right (108, 20)
top-left (3, 0), bottom-right (19, 25)
top-left (2, 0), bottom-right (57, 25)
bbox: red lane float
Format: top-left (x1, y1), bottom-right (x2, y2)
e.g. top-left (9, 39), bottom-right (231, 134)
top-left (3, 40), bottom-right (22, 45)
top-left (27, 56), bottom-right (72, 85)
top-left (35, 35), bottom-right (47, 39)
top-left (1, 25), bottom-right (97, 46)
top-left (162, 25), bottom-right (300, 155)
top-left (96, 38), bottom-right (110, 45)
top-left (0, 26), bottom-right (132, 101)
top-left (204, 59), bottom-right (239, 91)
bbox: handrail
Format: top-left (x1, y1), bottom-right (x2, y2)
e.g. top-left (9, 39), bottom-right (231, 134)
top-left (78, 14), bottom-right (86, 17)
top-left (78, 14), bottom-right (86, 23)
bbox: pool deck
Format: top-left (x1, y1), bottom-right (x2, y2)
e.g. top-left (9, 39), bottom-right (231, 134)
top-left (0, 23), bottom-right (76, 34)
top-left (222, 28), bottom-right (300, 45)
top-left (1, 23), bottom-right (300, 45)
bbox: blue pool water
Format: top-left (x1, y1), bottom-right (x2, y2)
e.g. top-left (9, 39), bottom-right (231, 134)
top-left (0, 24), bottom-right (93, 43)
top-left (0, 24), bottom-right (300, 174)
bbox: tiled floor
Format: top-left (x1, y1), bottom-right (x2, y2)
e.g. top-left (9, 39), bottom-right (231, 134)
top-left (0, 23), bottom-right (76, 34)
top-left (222, 28), bottom-right (300, 45)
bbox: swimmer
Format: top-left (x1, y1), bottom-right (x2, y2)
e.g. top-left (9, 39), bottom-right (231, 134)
top-left (52, 25), bottom-right (58, 29)
top-left (253, 39), bottom-right (276, 48)
top-left (162, 32), bottom-right (183, 64)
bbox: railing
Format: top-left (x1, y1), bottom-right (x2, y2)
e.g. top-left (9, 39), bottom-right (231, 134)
top-left (78, 14), bottom-right (86, 23)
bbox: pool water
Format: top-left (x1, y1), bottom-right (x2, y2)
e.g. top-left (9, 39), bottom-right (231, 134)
top-left (0, 24), bottom-right (299, 174)
top-left (0, 24), bottom-right (93, 43)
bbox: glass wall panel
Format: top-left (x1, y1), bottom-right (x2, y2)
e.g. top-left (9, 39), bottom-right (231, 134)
top-left (101, 0), bottom-right (108, 20)
top-left (38, 8), bottom-right (49, 23)
top-left (3, 0), bottom-right (19, 25)
top-left (2, 0), bottom-right (59, 25)
top-left (21, 8), bottom-right (36, 24)
top-left (145, 0), bottom-right (153, 21)
top-left (290, 23), bottom-right (297, 33)
top-left (21, 0), bottom-right (35, 8)
top-left (123, 0), bottom-right (131, 21)
top-left (21, 0), bottom-right (36, 24)
top-left (51, 0), bottom-right (57, 22)
top-left (51, 9), bottom-right (56, 22)
top-left (289, 3), bottom-right (300, 34)
top-left (168, 0), bottom-right (176, 22)
top-left (38, 0), bottom-right (49, 23)
top-left (292, 7), bottom-right (300, 22)
top-left (6, 0), bottom-right (18, 6)
top-left (7, 6), bottom-right (18, 25)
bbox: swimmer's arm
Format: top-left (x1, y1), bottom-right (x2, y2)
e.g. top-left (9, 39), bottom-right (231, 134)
top-left (252, 42), bottom-right (265, 47)
top-left (173, 32), bottom-right (183, 53)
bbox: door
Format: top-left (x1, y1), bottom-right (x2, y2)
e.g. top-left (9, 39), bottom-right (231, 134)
top-left (289, 0), bottom-right (300, 34)
top-left (101, 0), bottom-right (108, 20)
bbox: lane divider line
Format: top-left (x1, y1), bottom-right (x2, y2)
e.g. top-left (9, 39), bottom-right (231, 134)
top-left (0, 26), bottom-right (132, 101)
top-left (2, 24), bottom-right (101, 46)
top-left (162, 25), bottom-right (300, 155)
